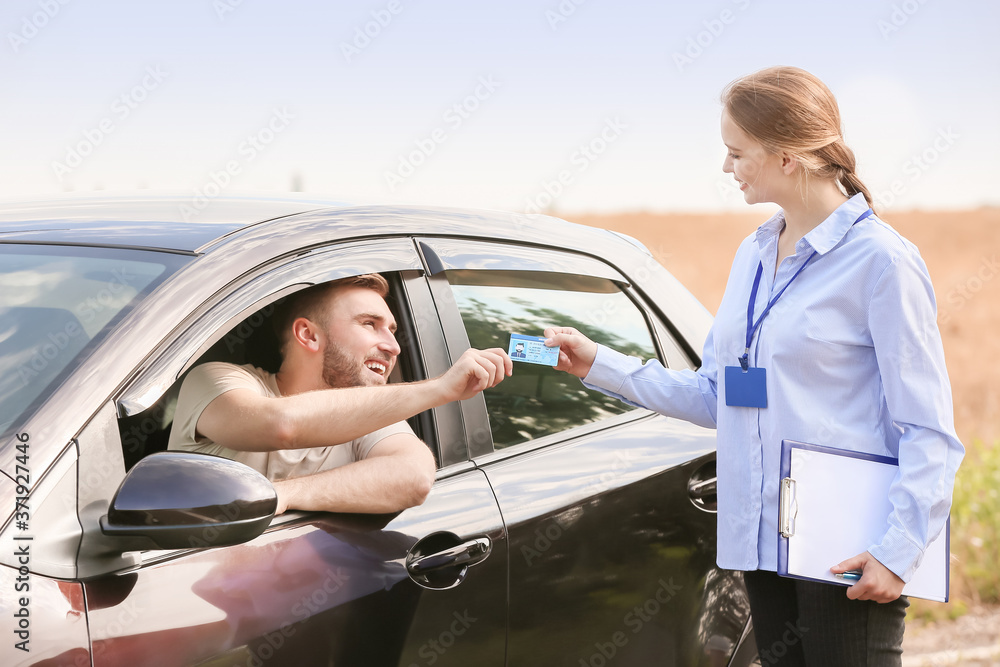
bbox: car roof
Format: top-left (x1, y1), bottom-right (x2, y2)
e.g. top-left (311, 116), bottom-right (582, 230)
top-left (0, 194), bottom-right (347, 252)
top-left (0, 194), bottom-right (651, 258)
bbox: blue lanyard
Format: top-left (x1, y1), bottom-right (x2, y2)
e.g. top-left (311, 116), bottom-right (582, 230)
top-left (740, 208), bottom-right (874, 371)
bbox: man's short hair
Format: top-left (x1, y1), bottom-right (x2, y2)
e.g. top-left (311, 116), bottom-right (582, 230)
top-left (272, 273), bottom-right (390, 359)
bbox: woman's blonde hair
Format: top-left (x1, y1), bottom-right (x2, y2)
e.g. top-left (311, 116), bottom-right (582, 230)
top-left (721, 66), bottom-right (874, 212)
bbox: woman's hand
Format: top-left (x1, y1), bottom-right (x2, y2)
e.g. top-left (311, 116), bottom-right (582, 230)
top-left (831, 552), bottom-right (905, 603)
top-left (543, 327), bottom-right (598, 379)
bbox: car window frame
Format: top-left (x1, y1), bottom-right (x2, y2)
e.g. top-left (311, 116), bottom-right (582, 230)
top-left (116, 238), bottom-right (423, 416)
top-left (111, 234), bottom-right (490, 465)
top-left (416, 237), bottom-right (689, 460)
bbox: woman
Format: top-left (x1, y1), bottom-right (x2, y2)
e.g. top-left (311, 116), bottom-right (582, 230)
top-left (545, 66), bottom-right (963, 665)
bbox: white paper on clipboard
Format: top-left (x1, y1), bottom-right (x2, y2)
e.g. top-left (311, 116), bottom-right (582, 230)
top-left (777, 440), bottom-right (949, 602)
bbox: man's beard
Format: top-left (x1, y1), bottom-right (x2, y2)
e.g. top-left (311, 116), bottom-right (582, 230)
top-left (321, 340), bottom-right (385, 388)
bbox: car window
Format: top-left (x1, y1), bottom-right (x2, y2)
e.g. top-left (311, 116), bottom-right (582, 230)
top-left (118, 271), bottom-right (433, 470)
top-left (447, 270), bottom-right (659, 449)
top-left (0, 245), bottom-right (187, 437)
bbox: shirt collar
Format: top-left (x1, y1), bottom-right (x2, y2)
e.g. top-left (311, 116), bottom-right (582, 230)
top-left (755, 209), bottom-right (785, 249)
top-left (754, 193), bottom-right (871, 256)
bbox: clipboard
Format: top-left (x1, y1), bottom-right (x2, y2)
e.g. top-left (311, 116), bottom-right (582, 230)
top-left (777, 439), bottom-right (950, 602)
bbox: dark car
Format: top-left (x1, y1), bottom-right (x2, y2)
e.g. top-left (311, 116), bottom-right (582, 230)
top-left (0, 196), bottom-right (756, 666)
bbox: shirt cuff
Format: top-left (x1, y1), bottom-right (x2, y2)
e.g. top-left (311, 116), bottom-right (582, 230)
top-left (868, 525), bottom-right (924, 583)
top-left (582, 344), bottom-right (641, 394)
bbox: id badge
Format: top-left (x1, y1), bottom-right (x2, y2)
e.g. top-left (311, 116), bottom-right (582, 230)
top-left (725, 366), bottom-right (767, 408)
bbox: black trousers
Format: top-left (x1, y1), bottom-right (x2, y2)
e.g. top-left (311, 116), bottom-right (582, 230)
top-left (743, 570), bottom-right (908, 667)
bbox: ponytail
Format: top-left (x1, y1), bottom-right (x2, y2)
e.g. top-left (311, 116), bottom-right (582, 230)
top-left (839, 169), bottom-right (875, 214)
top-left (820, 138), bottom-right (876, 214)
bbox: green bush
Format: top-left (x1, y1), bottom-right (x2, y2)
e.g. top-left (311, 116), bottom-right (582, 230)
top-left (907, 439), bottom-right (999, 623)
top-left (950, 439), bottom-right (1000, 605)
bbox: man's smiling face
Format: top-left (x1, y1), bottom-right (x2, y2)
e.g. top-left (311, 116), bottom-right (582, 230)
top-left (318, 286), bottom-right (400, 389)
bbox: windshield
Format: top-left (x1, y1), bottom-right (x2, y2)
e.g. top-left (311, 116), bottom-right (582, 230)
top-left (0, 245), bottom-right (189, 435)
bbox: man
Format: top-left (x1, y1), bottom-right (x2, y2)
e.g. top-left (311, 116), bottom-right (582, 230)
top-left (168, 274), bottom-right (511, 515)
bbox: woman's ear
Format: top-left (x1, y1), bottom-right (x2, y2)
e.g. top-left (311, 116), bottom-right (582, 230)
top-left (780, 152), bottom-right (799, 176)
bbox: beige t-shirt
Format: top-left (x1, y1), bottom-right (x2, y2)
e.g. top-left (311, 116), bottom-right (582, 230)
top-left (167, 362), bottom-right (414, 481)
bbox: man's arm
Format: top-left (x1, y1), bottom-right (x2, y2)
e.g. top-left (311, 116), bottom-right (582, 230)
top-left (271, 432), bottom-right (436, 514)
top-left (196, 347), bottom-right (511, 452)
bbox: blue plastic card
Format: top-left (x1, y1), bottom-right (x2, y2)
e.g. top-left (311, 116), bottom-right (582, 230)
top-left (508, 334), bottom-right (560, 366)
top-left (725, 365), bottom-right (767, 408)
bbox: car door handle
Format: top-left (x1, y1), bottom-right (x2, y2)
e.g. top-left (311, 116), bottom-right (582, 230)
top-left (688, 477), bottom-right (716, 500)
top-left (406, 537), bottom-right (491, 575)
top-left (688, 458), bottom-right (718, 512)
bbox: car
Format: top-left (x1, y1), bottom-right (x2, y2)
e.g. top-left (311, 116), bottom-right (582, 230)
top-left (0, 195), bottom-right (757, 666)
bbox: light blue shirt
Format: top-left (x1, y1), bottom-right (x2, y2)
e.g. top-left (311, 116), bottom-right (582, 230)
top-left (584, 193), bottom-right (964, 581)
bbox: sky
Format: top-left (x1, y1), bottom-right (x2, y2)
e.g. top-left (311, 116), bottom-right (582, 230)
top-left (1, 0), bottom-right (997, 215)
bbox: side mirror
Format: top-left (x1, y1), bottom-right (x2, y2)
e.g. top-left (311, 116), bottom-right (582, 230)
top-left (100, 451), bottom-right (277, 550)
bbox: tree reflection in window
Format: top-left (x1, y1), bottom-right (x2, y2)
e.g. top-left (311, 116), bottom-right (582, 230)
top-left (450, 276), bottom-right (659, 449)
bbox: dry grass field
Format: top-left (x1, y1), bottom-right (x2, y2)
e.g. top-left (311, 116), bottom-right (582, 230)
top-left (572, 207), bottom-right (1000, 446)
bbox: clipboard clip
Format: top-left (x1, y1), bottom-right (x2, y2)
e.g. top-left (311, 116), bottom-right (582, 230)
top-left (779, 477), bottom-right (798, 538)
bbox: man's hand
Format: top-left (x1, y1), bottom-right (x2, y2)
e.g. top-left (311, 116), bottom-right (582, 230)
top-left (831, 552), bottom-right (905, 603)
top-left (543, 327), bottom-right (598, 379)
top-left (434, 347), bottom-right (512, 402)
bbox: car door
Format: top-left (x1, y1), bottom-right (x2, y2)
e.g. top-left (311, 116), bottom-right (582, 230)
top-left (417, 237), bottom-right (750, 667)
top-left (74, 239), bottom-right (508, 666)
